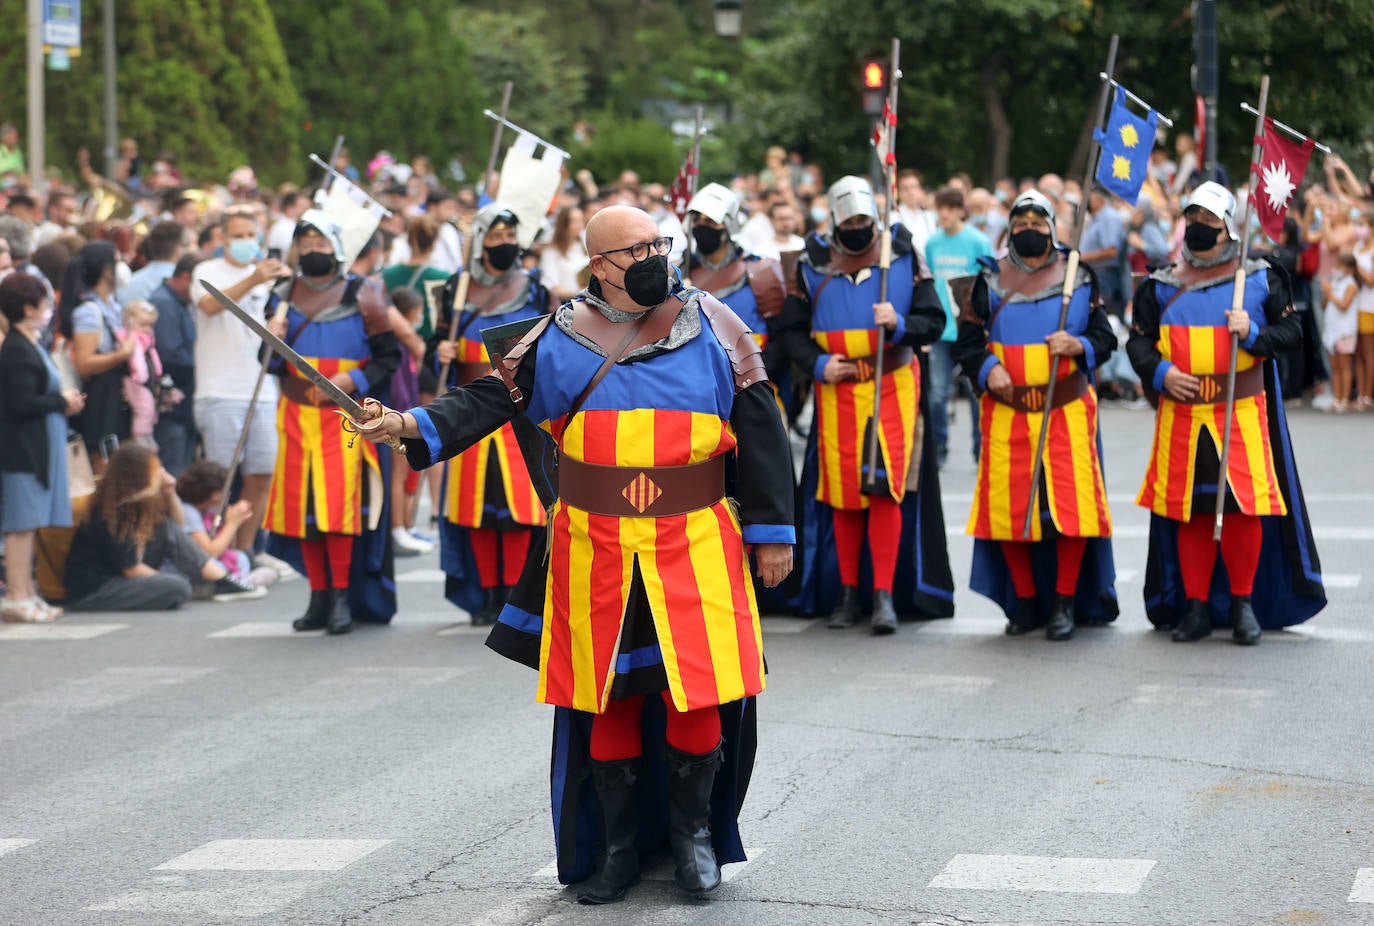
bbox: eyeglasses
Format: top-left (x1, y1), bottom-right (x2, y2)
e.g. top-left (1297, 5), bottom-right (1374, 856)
top-left (598, 236), bottom-right (672, 263)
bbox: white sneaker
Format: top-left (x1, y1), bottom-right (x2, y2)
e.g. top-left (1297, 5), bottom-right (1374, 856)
top-left (392, 527), bottom-right (435, 554)
top-left (253, 551), bottom-right (299, 582)
top-left (1311, 390), bottom-right (1334, 412)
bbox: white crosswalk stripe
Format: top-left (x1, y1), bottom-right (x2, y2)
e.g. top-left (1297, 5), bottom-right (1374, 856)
top-left (0, 667), bottom-right (216, 745)
top-left (87, 877), bottom-right (321, 917)
top-left (1350, 868), bottom-right (1374, 903)
top-left (0, 623), bottom-right (127, 641)
top-left (928, 853), bottom-right (1156, 894)
top-left (395, 568), bottom-right (447, 583)
top-left (1131, 684), bottom-right (1274, 706)
top-left (208, 622), bottom-right (322, 638)
top-left (154, 839), bottom-right (392, 871)
top-left (0, 839), bottom-right (35, 859)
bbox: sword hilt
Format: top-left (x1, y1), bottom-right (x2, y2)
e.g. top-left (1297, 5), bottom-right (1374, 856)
top-left (336, 408), bottom-right (407, 455)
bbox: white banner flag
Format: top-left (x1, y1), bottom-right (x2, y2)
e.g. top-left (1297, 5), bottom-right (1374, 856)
top-left (499, 146), bottom-right (565, 249)
top-left (318, 179), bottom-right (386, 267)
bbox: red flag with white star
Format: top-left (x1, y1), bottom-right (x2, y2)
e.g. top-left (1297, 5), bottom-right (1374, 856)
top-left (1251, 116), bottom-right (1315, 241)
top-left (669, 147), bottom-right (698, 222)
top-left (871, 100), bottom-right (896, 167)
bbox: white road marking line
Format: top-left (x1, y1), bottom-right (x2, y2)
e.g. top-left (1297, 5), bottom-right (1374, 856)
top-left (850, 673), bottom-right (994, 695)
top-left (533, 847), bottom-right (764, 883)
top-left (153, 839), bottom-right (392, 872)
top-left (208, 622), bottom-right (322, 638)
top-left (0, 839), bottom-right (35, 858)
top-left (0, 623), bottom-right (127, 641)
top-left (761, 618), bottom-right (823, 634)
top-left (928, 853), bottom-right (1156, 894)
top-left (1131, 684), bottom-right (1274, 706)
top-left (395, 568), bottom-right (448, 583)
top-left (1287, 625), bottom-right (1374, 644)
top-left (436, 623), bottom-right (486, 636)
top-left (1350, 868), bottom-right (1374, 903)
top-left (86, 880), bottom-right (318, 916)
top-left (1115, 568), bottom-right (1140, 583)
top-left (1324, 573), bottom-right (1362, 588)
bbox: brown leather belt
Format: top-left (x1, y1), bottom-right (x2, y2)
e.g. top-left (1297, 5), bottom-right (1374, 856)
top-left (557, 455), bottom-right (726, 518)
top-left (456, 361), bottom-right (494, 385)
top-left (1172, 365), bottom-right (1263, 404)
top-left (281, 376), bottom-right (341, 408)
top-left (849, 345), bottom-right (913, 383)
top-left (994, 370), bottom-right (1089, 413)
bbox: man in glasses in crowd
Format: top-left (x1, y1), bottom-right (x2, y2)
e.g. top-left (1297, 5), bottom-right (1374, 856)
top-left (351, 205), bottom-right (796, 904)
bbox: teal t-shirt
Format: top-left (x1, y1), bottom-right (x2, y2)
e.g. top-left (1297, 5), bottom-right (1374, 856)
top-left (925, 225), bottom-right (993, 342)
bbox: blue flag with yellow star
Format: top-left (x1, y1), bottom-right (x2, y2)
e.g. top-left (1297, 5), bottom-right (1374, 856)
top-left (1093, 87), bottom-right (1158, 202)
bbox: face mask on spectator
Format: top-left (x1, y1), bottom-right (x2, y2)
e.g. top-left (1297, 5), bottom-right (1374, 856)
top-left (810, 206), bottom-right (827, 226)
top-left (228, 238), bottom-right (260, 264)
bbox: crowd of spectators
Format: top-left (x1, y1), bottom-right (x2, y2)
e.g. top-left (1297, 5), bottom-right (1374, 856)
top-left (0, 123), bottom-right (1370, 620)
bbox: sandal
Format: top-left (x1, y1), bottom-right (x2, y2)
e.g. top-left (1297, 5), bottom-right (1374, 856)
top-left (37, 598), bottom-right (63, 619)
top-left (1, 597), bottom-right (58, 623)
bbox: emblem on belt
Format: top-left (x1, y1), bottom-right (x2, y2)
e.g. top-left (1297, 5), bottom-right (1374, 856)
top-left (622, 472), bottom-right (663, 514)
top-left (1020, 386), bottom-right (1044, 411)
top-left (854, 359), bottom-right (873, 382)
top-left (1196, 376), bottom-right (1220, 402)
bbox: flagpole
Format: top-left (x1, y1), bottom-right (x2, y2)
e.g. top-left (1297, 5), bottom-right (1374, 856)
top-left (863, 36), bottom-right (901, 493)
top-left (1240, 102), bottom-right (1331, 153)
top-left (1021, 34), bottom-right (1119, 540)
top-left (682, 105), bottom-right (705, 282)
top-left (1214, 74), bottom-right (1269, 542)
top-left (439, 87), bottom-right (515, 392)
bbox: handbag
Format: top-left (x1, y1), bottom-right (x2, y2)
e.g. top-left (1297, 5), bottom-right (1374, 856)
top-left (67, 432), bottom-right (96, 499)
top-left (51, 338), bottom-right (81, 392)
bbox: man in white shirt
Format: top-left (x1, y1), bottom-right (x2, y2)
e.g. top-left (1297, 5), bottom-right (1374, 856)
top-left (266, 191), bottom-right (310, 257)
top-left (190, 210), bottom-right (287, 550)
top-left (752, 200), bottom-right (806, 260)
top-left (895, 169), bottom-right (937, 255)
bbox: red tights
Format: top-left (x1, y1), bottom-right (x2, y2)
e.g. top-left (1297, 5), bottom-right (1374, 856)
top-left (589, 691), bottom-right (722, 761)
top-left (1001, 536), bottom-right (1088, 598)
top-left (1176, 513), bottom-right (1262, 599)
top-left (469, 528), bottom-right (532, 588)
top-left (300, 534), bottom-right (354, 592)
top-left (832, 496), bottom-right (903, 592)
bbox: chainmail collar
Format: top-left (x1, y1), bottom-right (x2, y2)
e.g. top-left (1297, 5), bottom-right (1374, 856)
top-left (1006, 246), bottom-right (1051, 274)
top-left (1181, 239), bottom-right (1240, 268)
top-left (555, 280), bottom-right (702, 359)
top-left (470, 258), bottom-right (511, 288)
top-left (698, 246), bottom-right (740, 271)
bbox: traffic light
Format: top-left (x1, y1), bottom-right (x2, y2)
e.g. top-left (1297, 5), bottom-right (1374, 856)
top-left (1192, 0), bottom-right (1218, 97)
top-left (862, 57), bottom-right (887, 116)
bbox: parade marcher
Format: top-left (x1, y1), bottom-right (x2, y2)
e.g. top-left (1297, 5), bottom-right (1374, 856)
top-left (353, 206), bottom-right (795, 903)
top-left (1127, 181), bottom-right (1325, 643)
top-left (430, 204), bottom-right (549, 624)
top-left (954, 190), bottom-right (1119, 640)
top-left (263, 210), bottom-right (402, 634)
top-left (774, 175), bottom-right (954, 633)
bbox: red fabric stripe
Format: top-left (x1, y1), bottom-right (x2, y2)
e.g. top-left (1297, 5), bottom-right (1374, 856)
top-left (833, 509), bottom-right (865, 586)
top-left (281, 407), bottom-right (304, 533)
top-left (300, 538), bottom-right (329, 592)
top-left (501, 530), bottom-right (531, 587)
top-left (1219, 513), bottom-right (1262, 595)
top-left (1177, 515), bottom-right (1217, 599)
top-left (543, 505), bottom-right (575, 706)
top-left (663, 695), bottom-right (724, 754)
top-left (866, 495), bottom-right (902, 592)
top-left (1005, 402), bottom-right (1033, 529)
top-left (1047, 410), bottom-right (1080, 535)
top-left (834, 385), bottom-right (858, 509)
top-left (1164, 409), bottom-right (1194, 522)
top-left (581, 411), bottom-right (620, 466)
top-left (711, 504), bottom-right (761, 693)
top-left (470, 528), bottom-right (500, 588)
top-left (973, 399), bottom-right (995, 537)
top-left (1055, 535), bottom-right (1087, 596)
top-left (585, 512), bottom-right (625, 705)
top-left (654, 513), bottom-right (715, 703)
top-left (324, 532), bottom-right (352, 589)
top-left (1000, 541), bottom-right (1036, 597)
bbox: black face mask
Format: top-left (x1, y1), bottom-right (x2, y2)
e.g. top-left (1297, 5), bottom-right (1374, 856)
top-left (604, 253), bottom-right (670, 307)
top-left (484, 242), bottom-right (520, 272)
top-left (299, 252), bottom-right (337, 278)
top-left (834, 224), bottom-right (876, 253)
top-left (1011, 229), bottom-right (1052, 259)
top-left (692, 225), bottom-right (727, 255)
top-left (1184, 221), bottom-right (1224, 253)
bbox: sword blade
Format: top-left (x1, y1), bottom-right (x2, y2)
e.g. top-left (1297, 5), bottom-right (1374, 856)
top-left (202, 281), bottom-right (367, 420)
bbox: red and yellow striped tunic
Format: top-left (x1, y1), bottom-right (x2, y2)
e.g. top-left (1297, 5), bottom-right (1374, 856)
top-left (813, 328), bottom-right (920, 509)
top-left (538, 406), bottom-right (764, 714)
top-left (1137, 323), bottom-right (1285, 520)
top-left (441, 336), bottom-right (546, 529)
top-left (968, 343), bottom-right (1111, 541)
top-left (265, 355), bottom-right (380, 538)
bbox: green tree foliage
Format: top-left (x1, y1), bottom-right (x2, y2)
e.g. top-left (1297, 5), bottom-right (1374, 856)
top-left (571, 113), bottom-right (683, 185)
top-left (0, 0), bottom-right (302, 185)
top-left (732, 0), bottom-right (1374, 186)
top-left (273, 0), bottom-right (483, 181)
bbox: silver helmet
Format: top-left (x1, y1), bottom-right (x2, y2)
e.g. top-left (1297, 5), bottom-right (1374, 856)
top-left (295, 208), bottom-right (347, 263)
top-left (1184, 180), bottom-right (1239, 241)
top-left (468, 202), bottom-right (520, 274)
top-left (687, 183), bottom-right (743, 238)
top-left (827, 175), bottom-right (879, 230)
top-left (1007, 190), bottom-right (1060, 253)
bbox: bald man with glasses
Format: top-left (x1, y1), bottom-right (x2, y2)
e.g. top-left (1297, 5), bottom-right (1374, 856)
top-left (354, 205), bottom-right (795, 903)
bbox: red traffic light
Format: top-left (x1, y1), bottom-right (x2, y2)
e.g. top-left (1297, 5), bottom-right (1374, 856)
top-left (863, 59), bottom-right (886, 89)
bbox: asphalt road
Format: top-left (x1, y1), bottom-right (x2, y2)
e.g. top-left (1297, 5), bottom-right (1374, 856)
top-left (2, 404), bottom-right (1372, 926)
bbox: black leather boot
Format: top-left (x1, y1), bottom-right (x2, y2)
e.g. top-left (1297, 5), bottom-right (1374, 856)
top-left (1230, 595), bottom-right (1261, 645)
top-left (1045, 594), bottom-right (1075, 641)
top-left (870, 589), bottom-right (898, 635)
top-left (1005, 596), bottom-right (1041, 636)
top-left (470, 586), bottom-right (503, 627)
top-left (665, 742), bottom-right (723, 898)
top-left (326, 588), bottom-right (352, 635)
top-left (827, 585), bottom-right (860, 629)
top-left (1172, 598), bottom-right (1212, 642)
top-left (577, 757), bottom-right (641, 905)
top-left (292, 590), bottom-right (330, 631)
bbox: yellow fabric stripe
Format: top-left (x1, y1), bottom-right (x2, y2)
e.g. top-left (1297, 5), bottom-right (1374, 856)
top-left (535, 503), bottom-right (562, 705)
top-left (1188, 327), bottom-right (1216, 375)
top-left (986, 401), bottom-right (1015, 539)
top-left (690, 412), bottom-right (723, 464)
top-left (297, 408), bottom-right (326, 531)
top-left (562, 505), bottom-right (599, 711)
top-left (816, 384), bottom-right (842, 503)
top-left (1158, 325), bottom-right (1173, 362)
top-left (1234, 398), bottom-right (1279, 515)
top-left (1022, 343), bottom-right (1050, 385)
top-left (636, 539), bottom-right (682, 707)
top-left (686, 508), bottom-right (744, 705)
